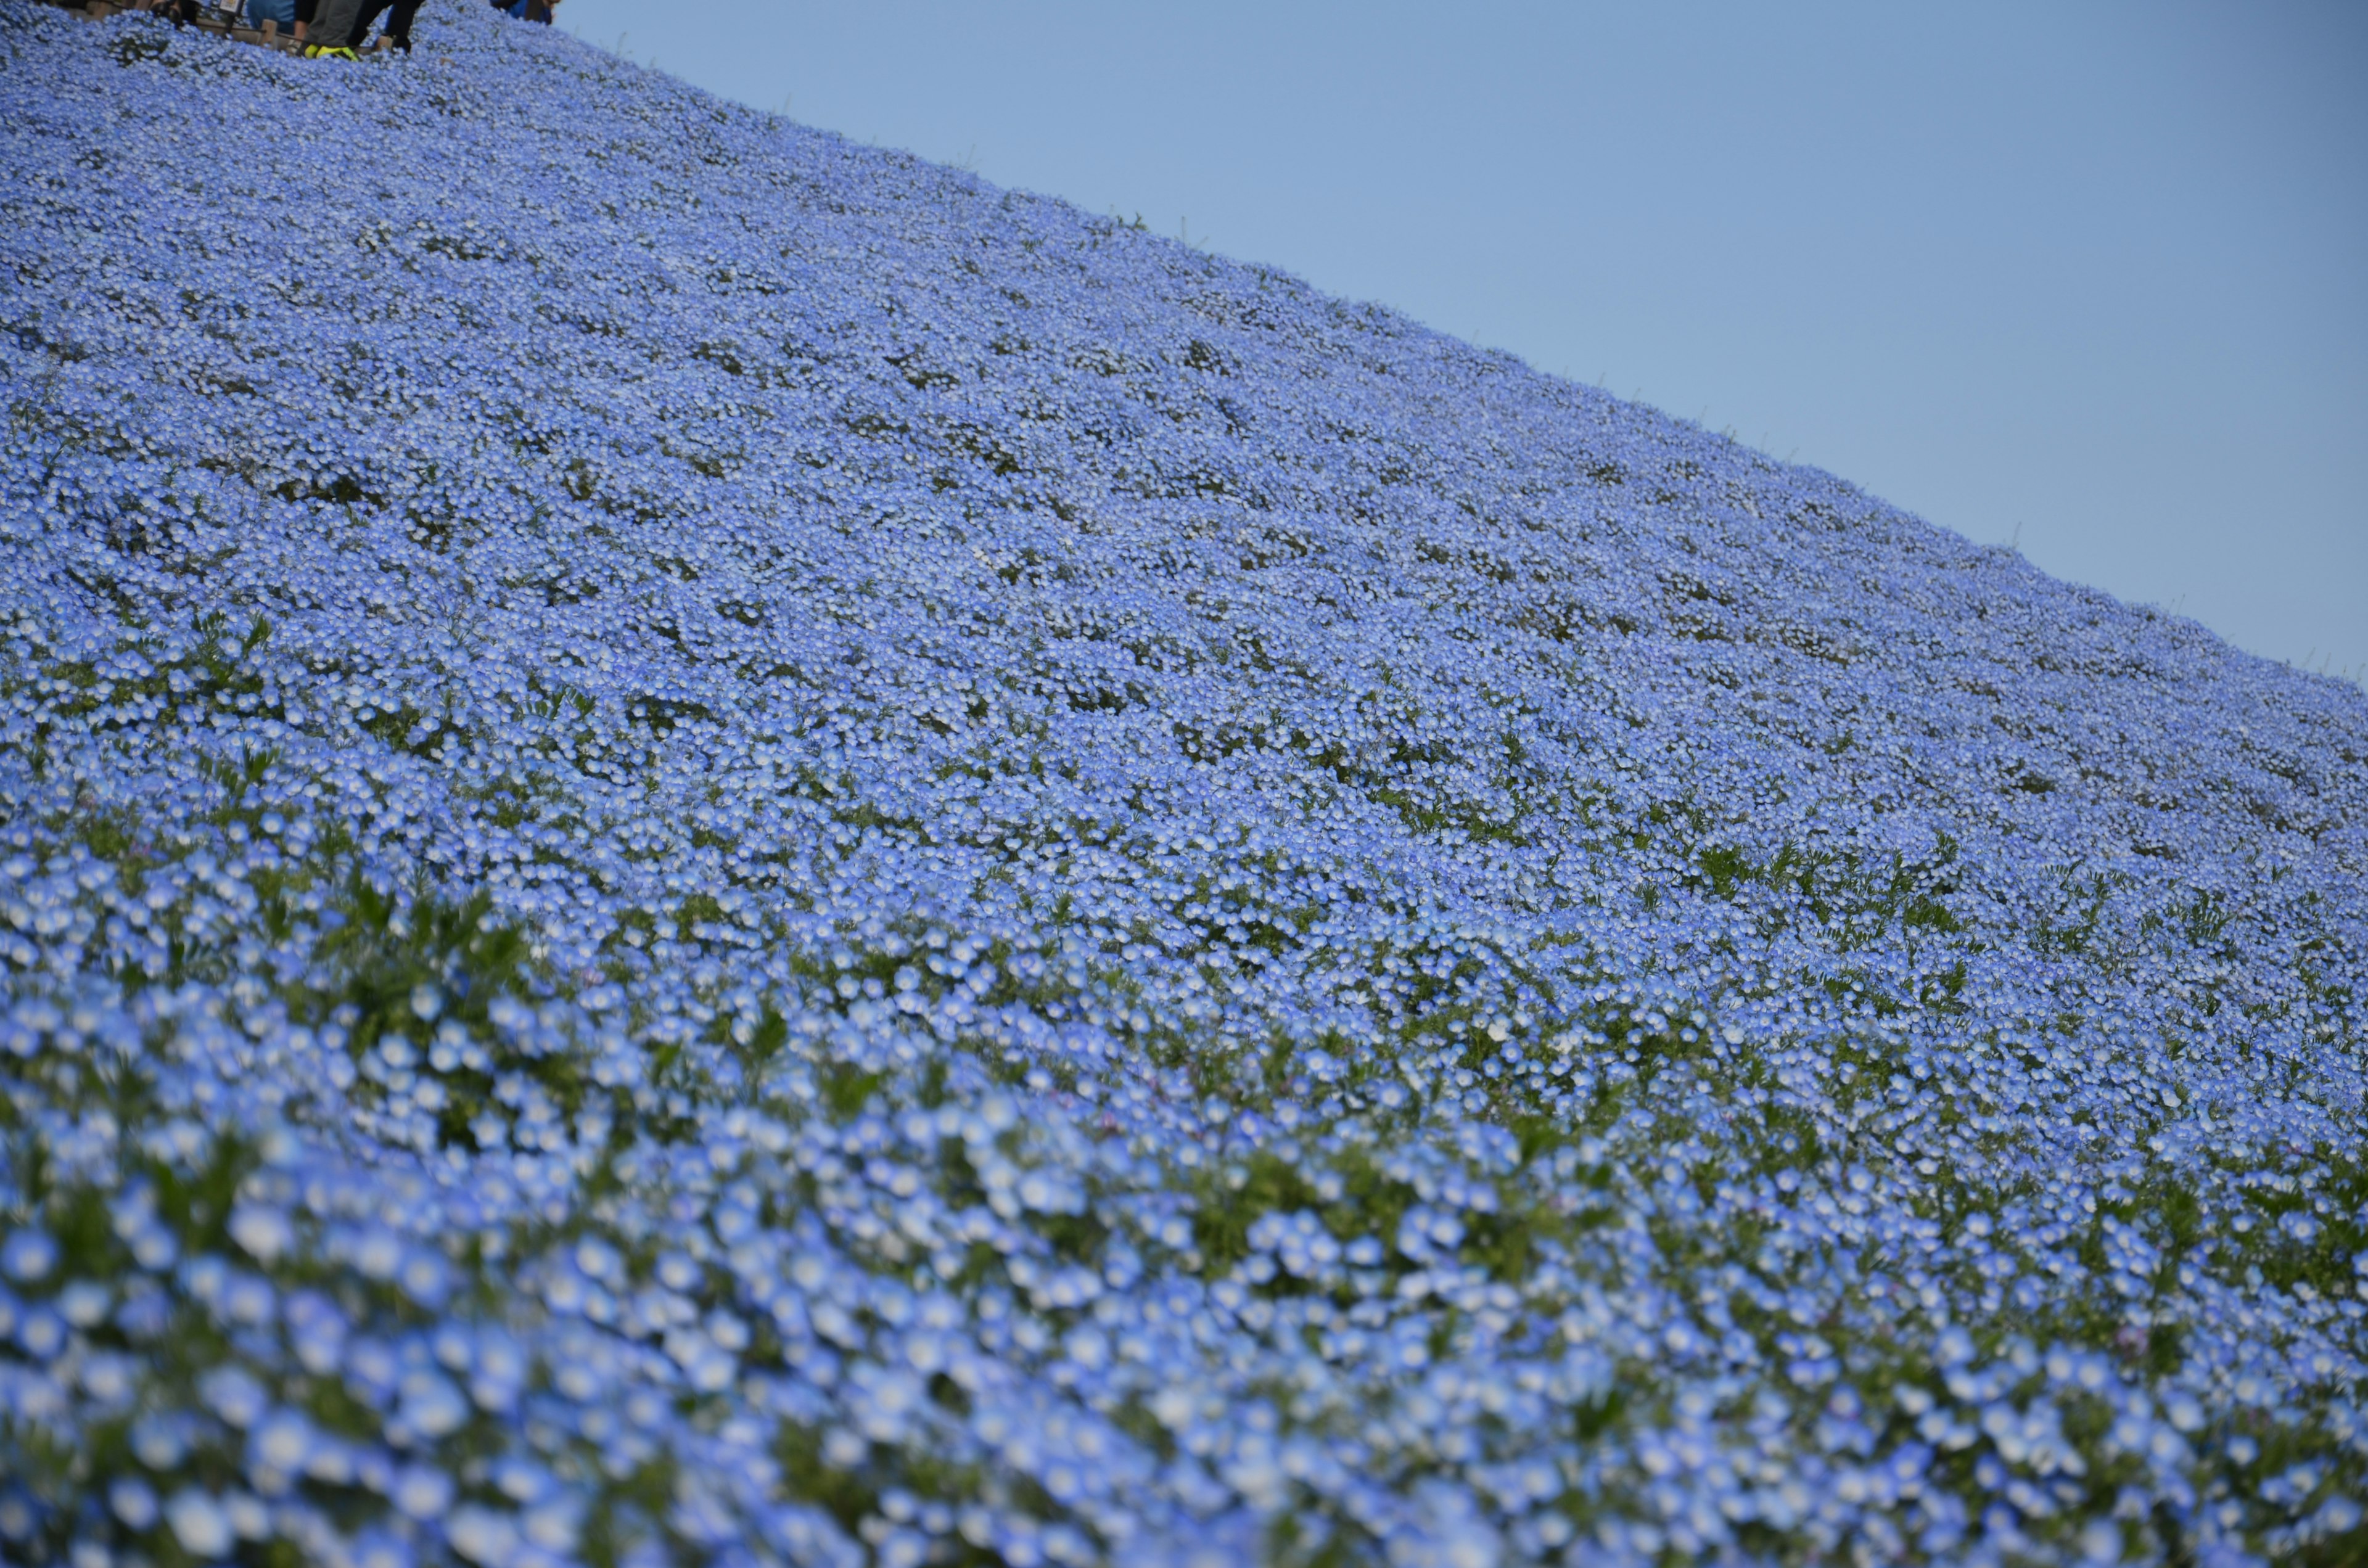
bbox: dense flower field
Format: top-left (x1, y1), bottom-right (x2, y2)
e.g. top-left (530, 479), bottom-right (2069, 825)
top-left (2, 5), bottom-right (2364, 1565)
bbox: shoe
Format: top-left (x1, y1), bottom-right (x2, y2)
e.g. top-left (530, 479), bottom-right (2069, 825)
top-left (302, 44), bottom-right (359, 59)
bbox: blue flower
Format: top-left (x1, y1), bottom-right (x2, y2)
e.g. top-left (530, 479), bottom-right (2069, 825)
top-left (0, 1229), bottom-right (56, 1283)
top-left (0, 2), bottom-right (2361, 1561)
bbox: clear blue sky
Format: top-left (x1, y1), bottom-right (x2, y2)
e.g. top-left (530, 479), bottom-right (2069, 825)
top-left (556, 1), bottom-right (2367, 684)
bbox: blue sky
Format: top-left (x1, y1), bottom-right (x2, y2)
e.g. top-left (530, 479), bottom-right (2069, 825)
top-left (557, 1), bottom-right (2367, 684)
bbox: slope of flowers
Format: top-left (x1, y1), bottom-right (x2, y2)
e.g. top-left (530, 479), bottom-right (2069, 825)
top-left (2, 6), bottom-right (2365, 1566)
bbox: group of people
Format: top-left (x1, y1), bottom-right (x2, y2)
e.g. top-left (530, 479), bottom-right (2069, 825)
top-left (107, 0), bottom-right (557, 57)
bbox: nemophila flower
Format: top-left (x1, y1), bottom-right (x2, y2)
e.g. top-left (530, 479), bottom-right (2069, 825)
top-left (163, 1487), bottom-right (234, 1559)
top-left (352, 1529), bottom-right (421, 1568)
top-left (0, 1228), bottom-right (56, 1283)
top-left (394, 1464), bottom-right (456, 1522)
top-left (15, 1305), bottom-right (66, 1360)
top-left (198, 1364), bottom-right (269, 1429)
top-left (107, 1476), bottom-right (158, 1532)
top-left (226, 1204), bottom-right (294, 1265)
top-left (1, 3), bottom-right (2364, 1564)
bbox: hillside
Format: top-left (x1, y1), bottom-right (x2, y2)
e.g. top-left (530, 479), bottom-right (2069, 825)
top-left (2, 5), bottom-right (2365, 1565)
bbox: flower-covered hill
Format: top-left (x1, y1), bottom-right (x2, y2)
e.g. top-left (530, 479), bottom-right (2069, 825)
top-left (2, 4), bottom-right (2365, 1564)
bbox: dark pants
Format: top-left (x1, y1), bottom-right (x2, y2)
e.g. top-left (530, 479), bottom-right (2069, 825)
top-left (306, 0), bottom-right (361, 46)
top-left (342, 0), bottom-right (421, 48)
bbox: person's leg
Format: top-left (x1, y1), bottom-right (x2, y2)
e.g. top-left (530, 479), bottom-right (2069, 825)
top-left (382, 0), bottom-right (419, 51)
top-left (342, 0), bottom-right (389, 48)
top-left (305, 0), bottom-right (361, 51)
